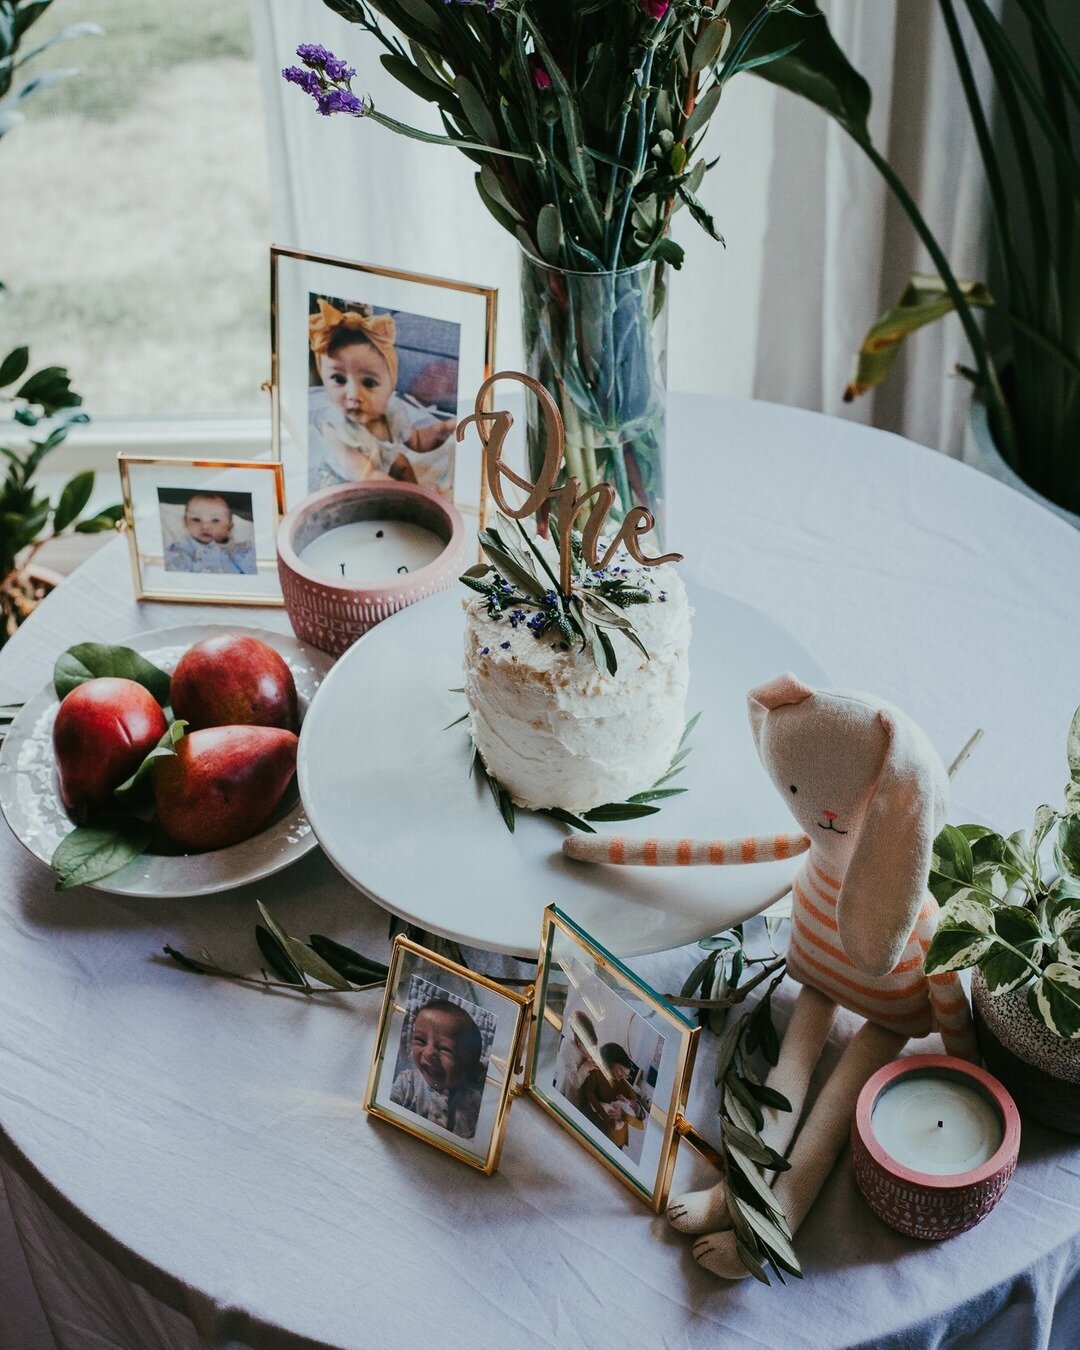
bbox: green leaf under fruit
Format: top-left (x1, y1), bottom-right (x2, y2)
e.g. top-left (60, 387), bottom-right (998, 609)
top-left (54, 642), bottom-right (170, 704)
top-left (51, 820), bottom-right (153, 891)
top-left (113, 720), bottom-right (187, 803)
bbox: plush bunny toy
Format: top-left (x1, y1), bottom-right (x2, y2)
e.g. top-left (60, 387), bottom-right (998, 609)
top-left (563, 674), bottom-right (978, 1279)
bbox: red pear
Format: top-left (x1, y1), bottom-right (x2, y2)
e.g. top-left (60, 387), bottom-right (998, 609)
top-left (153, 725), bottom-right (299, 852)
top-left (53, 677), bottom-right (168, 820)
top-left (170, 635), bottom-right (299, 733)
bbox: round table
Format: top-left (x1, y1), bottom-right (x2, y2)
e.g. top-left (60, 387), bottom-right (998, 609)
top-left (2, 397), bottom-right (1078, 1350)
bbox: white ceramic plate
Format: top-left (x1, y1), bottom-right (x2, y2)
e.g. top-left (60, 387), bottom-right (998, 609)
top-left (299, 585), bottom-right (829, 958)
top-left (0, 624), bottom-right (334, 897)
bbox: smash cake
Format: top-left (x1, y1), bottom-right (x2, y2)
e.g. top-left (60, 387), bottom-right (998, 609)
top-left (462, 532), bottom-right (692, 815)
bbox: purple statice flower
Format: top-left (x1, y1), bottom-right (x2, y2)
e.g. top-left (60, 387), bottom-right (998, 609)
top-left (284, 43), bottom-right (365, 117)
top-left (282, 66), bottom-right (321, 97)
top-left (296, 43), bottom-right (333, 68)
top-left (316, 87), bottom-right (365, 117)
top-left (499, 640), bottom-right (511, 650)
top-left (324, 55), bottom-right (356, 82)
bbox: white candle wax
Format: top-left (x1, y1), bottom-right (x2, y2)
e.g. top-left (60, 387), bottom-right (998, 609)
top-left (299, 521), bottom-right (444, 583)
top-left (871, 1074), bottom-right (1003, 1176)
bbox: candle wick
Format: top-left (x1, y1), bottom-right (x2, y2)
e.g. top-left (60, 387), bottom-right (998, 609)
top-left (397, 565), bottom-right (408, 574)
top-left (339, 563), bottom-right (346, 577)
top-left (937, 1120), bottom-right (943, 1129)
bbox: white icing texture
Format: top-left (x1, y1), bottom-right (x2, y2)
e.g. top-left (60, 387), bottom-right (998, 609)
top-left (462, 557), bottom-right (692, 813)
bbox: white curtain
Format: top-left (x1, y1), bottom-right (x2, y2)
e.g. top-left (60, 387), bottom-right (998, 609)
top-left (252, 0), bottom-right (995, 458)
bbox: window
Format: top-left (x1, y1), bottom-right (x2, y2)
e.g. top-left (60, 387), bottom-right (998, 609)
top-left (1, 0), bottom-right (271, 421)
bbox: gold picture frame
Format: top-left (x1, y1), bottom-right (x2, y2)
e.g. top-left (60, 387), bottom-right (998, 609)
top-left (118, 455), bottom-right (286, 606)
top-left (269, 246), bottom-right (496, 527)
top-left (363, 910), bottom-right (700, 1207)
top-left (524, 907), bottom-right (700, 1212)
top-left (363, 936), bottom-right (532, 1176)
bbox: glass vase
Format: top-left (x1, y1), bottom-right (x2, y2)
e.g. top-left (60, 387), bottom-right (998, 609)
top-left (519, 250), bottom-right (669, 542)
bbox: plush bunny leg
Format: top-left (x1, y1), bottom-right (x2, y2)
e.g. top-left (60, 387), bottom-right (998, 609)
top-left (667, 986), bottom-right (837, 1235)
top-left (692, 1019), bottom-right (906, 1279)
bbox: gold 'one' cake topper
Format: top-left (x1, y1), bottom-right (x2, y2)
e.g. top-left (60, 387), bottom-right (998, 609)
top-left (457, 371), bottom-right (682, 595)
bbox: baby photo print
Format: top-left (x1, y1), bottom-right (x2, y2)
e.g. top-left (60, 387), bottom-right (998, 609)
top-left (120, 457), bottom-right (285, 605)
top-left (158, 487), bottom-right (257, 576)
top-left (307, 294), bottom-right (460, 499)
top-left (364, 937), bottom-right (529, 1174)
top-left (271, 249), bottom-right (496, 519)
top-left (527, 908), bottom-right (699, 1210)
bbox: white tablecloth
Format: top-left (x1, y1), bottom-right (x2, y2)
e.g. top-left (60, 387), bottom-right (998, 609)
top-left (2, 396), bottom-right (1079, 1350)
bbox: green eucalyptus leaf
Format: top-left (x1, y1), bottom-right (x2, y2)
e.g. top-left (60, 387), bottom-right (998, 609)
top-left (54, 643), bottom-right (170, 704)
top-left (1027, 963), bottom-right (1080, 1039)
top-left (51, 820), bottom-right (152, 891)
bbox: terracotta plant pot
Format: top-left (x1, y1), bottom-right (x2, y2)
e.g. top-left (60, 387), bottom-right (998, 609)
top-left (971, 969), bottom-right (1080, 1135)
top-left (277, 481), bottom-right (467, 659)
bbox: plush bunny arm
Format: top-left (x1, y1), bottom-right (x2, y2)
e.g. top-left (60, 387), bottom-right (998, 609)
top-left (928, 972), bottom-right (979, 1062)
top-left (563, 832), bottom-right (810, 866)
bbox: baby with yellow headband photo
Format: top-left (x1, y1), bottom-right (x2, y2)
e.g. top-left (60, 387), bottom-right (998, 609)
top-left (307, 296), bottom-right (459, 498)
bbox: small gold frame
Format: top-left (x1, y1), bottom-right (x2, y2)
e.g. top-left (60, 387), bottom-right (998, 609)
top-left (524, 907), bottom-right (700, 1212)
top-left (363, 936), bottom-right (532, 1176)
top-left (363, 910), bottom-right (700, 1208)
top-left (118, 454), bottom-right (286, 607)
top-left (269, 245), bottom-right (497, 525)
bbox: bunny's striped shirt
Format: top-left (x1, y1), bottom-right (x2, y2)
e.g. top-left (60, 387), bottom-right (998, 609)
top-left (563, 831), bottom-right (977, 1059)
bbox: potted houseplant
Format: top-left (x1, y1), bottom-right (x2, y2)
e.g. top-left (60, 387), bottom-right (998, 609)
top-left (0, 2), bottom-right (118, 647)
top-left (284, 1), bottom-right (871, 539)
top-left (843, 0), bottom-right (1080, 524)
top-left (0, 349), bottom-right (122, 646)
top-left (925, 705), bottom-right (1080, 1134)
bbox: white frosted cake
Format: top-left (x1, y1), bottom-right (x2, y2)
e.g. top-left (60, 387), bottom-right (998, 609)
top-left (463, 551), bottom-right (691, 814)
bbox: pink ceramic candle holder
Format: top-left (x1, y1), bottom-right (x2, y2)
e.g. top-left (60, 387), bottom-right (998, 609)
top-left (851, 1054), bottom-right (1020, 1241)
top-left (277, 481), bottom-right (467, 658)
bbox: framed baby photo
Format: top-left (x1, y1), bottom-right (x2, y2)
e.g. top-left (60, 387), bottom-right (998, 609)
top-left (118, 455), bottom-right (286, 605)
top-left (364, 936), bottom-right (531, 1175)
top-left (270, 246), bottom-right (497, 523)
top-left (525, 907), bottom-right (700, 1212)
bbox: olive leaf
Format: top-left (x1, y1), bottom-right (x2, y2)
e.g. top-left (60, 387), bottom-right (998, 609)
top-left (256, 901), bottom-right (352, 990)
top-left (54, 642), bottom-right (170, 704)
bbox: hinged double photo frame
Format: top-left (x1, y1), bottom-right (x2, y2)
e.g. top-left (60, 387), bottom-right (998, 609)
top-left (364, 905), bottom-right (704, 1212)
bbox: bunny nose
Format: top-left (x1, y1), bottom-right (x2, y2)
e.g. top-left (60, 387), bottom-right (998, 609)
top-left (822, 810), bottom-right (837, 821)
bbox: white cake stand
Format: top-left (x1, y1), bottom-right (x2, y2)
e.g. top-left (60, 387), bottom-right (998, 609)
top-left (297, 583), bottom-right (828, 958)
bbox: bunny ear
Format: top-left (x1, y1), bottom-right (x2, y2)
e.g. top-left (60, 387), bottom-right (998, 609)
top-left (837, 710), bottom-right (944, 976)
top-left (747, 673), bottom-right (815, 746)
